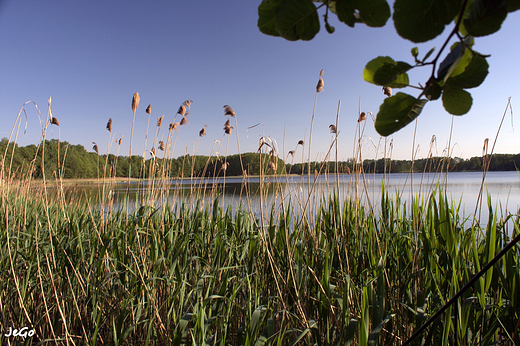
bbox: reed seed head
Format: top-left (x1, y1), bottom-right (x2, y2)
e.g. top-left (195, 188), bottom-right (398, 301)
top-left (316, 77), bottom-right (324, 92)
top-left (157, 115), bottom-right (164, 127)
top-left (329, 124), bottom-right (337, 134)
top-left (383, 86), bottom-right (392, 97)
top-left (118, 138), bottom-right (122, 145)
top-left (224, 105), bottom-right (235, 117)
top-left (180, 117), bottom-right (188, 126)
top-left (146, 104), bottom-right (151, 114)
top-left (268, 161), bottom-right (276, 171)
top-left (223, 119), bottom-right (233, 134)
top-left (132, 92), bottom-right (140, 112)
top-left (289, 150), bottom-right (295, 157)
top-left (92, 142), bottom-right (99, 154)
top-left (158, 140), bottom-right (165, 151)
top-left (319, 69), bottom-right (324, 76)
top-left (177, 104), bottom-right (186, 116)
top-left (358, 112), bottom-right (367, 122)
top-left (298, 140), bottom-right (304, 146)
top-left (183, 100), bottom-right (193, 109)
top-left (51, 117), bottom-right (60, 126)
top-left (106, 118), bottom-right (112, 132)
top-left (199, 128), bottom-right (206, 137)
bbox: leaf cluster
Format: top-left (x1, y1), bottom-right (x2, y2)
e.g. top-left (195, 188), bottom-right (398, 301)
top-left (258, 0), bottom-right (520, 135)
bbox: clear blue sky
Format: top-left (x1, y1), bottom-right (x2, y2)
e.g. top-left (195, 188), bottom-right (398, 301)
top-left (1, 1), bottom-right (519, 162)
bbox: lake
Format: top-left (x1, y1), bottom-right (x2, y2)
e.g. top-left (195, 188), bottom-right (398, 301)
top-left (62, 171), bottom-right (520, 225)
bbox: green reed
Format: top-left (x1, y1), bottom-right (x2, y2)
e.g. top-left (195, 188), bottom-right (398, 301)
top-left (1, 180), bottom-right (519, 345)
top-left (1, 93), bottom-right (518, 345)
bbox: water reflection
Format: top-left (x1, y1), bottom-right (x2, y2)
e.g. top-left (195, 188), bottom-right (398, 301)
top-left (48, 171), bottom-right (520, 223)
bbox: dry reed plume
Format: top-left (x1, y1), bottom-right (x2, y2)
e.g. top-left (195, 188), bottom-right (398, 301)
top-left (157, 115), bottom-right (164, 128)
top-left (383, 86), bottom-right (392, 97)
top-left (106, 118), bottom-right (112, 132)
top-left (224, 105), bottom-right (235, 117)
top-left (132, 92), bottom-right (140, 112)
top-left (223, 119), bottom-right (233, 135)
top-left (180, 117), bottom-right (188, 126)
top-left (51, 117), bottom-right (60, 126)
top-left (199, 128), bottom-right (206, 137)
top-left (146, 104), bottom-right (151, 115)
top-left (92, 142), bottom-right (99, 154)
top-left (358, 112), bottom-right (367, 122)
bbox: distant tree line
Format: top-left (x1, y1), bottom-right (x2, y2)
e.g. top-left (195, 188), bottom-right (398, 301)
top-left (1, 138), bottom-right (519, 180)
top-left (0, 139), bottom-right (285, 180)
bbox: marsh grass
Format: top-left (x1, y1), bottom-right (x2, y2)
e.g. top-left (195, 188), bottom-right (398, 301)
top-left (1, 92), bottom-right (519, 345)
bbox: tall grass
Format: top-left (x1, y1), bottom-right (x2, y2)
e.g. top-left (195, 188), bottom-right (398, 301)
top-left (1, 90), bottom-right (518, 345)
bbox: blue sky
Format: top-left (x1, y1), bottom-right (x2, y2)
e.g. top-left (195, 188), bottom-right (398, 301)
top-left (1, 0), bottom-right (519, 162)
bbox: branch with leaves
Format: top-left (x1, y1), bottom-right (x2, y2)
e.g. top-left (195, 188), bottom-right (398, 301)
top-left (258, 0), bottom-right (519, 136)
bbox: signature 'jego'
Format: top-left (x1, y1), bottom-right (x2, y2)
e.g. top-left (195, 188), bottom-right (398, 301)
top-left (4, 326), bottom-right (35, 338)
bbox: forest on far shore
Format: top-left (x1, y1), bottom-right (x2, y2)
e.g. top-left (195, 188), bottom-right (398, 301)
top-left (1, 139), bottom-right (519, 180)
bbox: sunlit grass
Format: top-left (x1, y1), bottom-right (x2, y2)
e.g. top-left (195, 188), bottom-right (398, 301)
top-left (1, 94), bottom-right (518, 345)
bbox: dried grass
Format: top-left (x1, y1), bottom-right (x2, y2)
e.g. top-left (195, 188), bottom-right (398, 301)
top-left (51, 117), bottom-right (60, 126)
top-left (180, 117), bottom-right (188, 126)
top-left (224, 105), bottom-right (235, 117)
top-left (146, 104), bottom-right (151, 115)
top-left (223, 119), bottom-right (233, 134)
top-left (132, 92), bottom-right (140, 112)
top-left (316, 77), bottom-right (324, 93)
top-left (106, 118), bottom-right (112, 132)
top-left (329, 124), bottom-right (337, 134)
top-left (158, 141), bottom-right (165, 151)
top-left (183, 100), bottom-right (193, 109)
top-left (358, 112), bottom-right (367, 122)
top-left (157, 115), bottom-right (164, 128)
top-left (177, 105), bottom-right (186, 117)
top-left (92, 142), bottom-right (99, 154)
top-left (199, 128), bottom-right (206, 137)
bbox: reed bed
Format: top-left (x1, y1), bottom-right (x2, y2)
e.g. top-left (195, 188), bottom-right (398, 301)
top-left (1, 92), bottom-right (519, 345)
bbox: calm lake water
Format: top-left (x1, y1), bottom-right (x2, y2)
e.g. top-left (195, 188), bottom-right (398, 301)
top-left (64, 171), bottom-right (520, 224)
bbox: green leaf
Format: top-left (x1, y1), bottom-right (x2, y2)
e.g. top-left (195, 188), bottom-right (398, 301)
top-left (363, 56), bottom-right (411, 88)
top-left (411, 47), bottom-right (419, 58)
top-left (442, 88), bottom-right (473, 115)
top-left (437, 42), bottom-right (465, 82)
top-left (368, 314), bottom-right (395, 343)
top-left (354, 0), bottom-right (391, 27)
top-left (258, 0), bottom-right (282, 37)
top-left (375, 92), bottom-right (428, 136)
top-left (445, 54), bottom-right (489, 89)
top-left (422, 47), bottom-right (436, 62)
top-left (334, 0), bottom-right (391, 28)
top-left (274, 0), bottom-right (320, 41)
top-left (325, 22), bottom-right (335, 33)
top-left (464, 0), bottom-right (508, 37)
top-left (508, 0), bottom-right (520, 12)
top-left (335, 0), bottom-right (357, 27)
top-left (424, 78), bottom-right (442, 100)
top-left (393, 0), bottom-right (463, 42)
